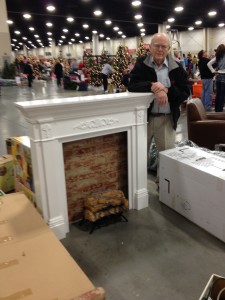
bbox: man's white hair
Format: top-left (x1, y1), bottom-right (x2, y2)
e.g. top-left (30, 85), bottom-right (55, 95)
top-left (151, 33), bottom-right (171, 46)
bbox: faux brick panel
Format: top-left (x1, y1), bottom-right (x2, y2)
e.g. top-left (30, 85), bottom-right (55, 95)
top-left (63, 132), bottom-right (128, 222)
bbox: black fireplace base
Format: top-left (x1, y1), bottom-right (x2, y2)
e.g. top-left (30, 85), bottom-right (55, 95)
top-left (79, 213), bottom-right (128, 234)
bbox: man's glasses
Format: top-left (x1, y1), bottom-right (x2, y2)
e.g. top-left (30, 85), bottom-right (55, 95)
top-left (152, 44), bottom-right (169, 50)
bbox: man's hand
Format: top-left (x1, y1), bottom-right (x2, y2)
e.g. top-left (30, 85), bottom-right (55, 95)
top-left (151, 82), bottom-right (168, 94)
top-left (155, 90), bottom-right (168, 106)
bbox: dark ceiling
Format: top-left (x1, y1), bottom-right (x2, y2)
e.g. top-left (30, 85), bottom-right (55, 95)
top-left (6, 0), bottom-right (225, 51)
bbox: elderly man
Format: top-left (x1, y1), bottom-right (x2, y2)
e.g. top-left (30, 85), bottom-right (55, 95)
top-left (128, 33), bottom-right (190, 187)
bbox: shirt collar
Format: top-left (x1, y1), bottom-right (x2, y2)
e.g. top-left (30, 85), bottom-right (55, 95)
top-left (150, 56), bottom-right (168, 68)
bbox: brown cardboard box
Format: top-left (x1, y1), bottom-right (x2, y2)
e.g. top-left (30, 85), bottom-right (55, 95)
top-left (0, 231), bottom-right (94, 300)
top-left (0, 193), bottom-right (49, 245)
top-left (199, 274), bottom-right (225, 300)
top-left (0, 154), bottom-right (14, 193)
top-left (0, 193), bottom-right (101, 300)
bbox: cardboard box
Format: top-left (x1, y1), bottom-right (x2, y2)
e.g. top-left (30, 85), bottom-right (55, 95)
top-left (0, 154), bottom-right (14, 193)
top-left (0, 193), bottom-right (49, 245)
top-left (10, 136), bottom-right (34, 193)
top-left (159, 146), bottom-right (225, 243)
top-left (0, 193), bottom-right (96, 300)
top-left (0, 231), bottom-right (94, 300)
top-left (199, 274), bottom-right (225, 300)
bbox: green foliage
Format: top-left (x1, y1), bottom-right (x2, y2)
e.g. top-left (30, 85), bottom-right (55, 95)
top-left (137, 37), bottom-right (147, 58)
top-left (111, 45), bottom-right (129, 89)
top-left (2, 60), bottom-right (16, 79)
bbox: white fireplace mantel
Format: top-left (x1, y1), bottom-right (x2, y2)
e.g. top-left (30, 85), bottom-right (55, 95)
top-left (15, 92), bottom-right (154, 239)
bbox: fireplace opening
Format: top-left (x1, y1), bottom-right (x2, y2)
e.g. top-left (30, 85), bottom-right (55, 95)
top-left (63, 132), bottom-right (128, 223)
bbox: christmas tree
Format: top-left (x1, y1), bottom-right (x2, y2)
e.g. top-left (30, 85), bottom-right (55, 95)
top-left (86, 54), bottom-right (102, 86)
top-left (136, 37), bottom-right (147, 57)
top-left (111, 45), bottom-right (129, 91)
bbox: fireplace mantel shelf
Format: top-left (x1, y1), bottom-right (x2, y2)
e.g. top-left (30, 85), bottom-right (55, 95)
top-left (15, 92), bottom-right (154, 239)
top-left (15, 92), bottom-right (152, 123)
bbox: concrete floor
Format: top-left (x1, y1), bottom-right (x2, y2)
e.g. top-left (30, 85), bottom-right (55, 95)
top-left (1, 79), bottom-right (225, 300)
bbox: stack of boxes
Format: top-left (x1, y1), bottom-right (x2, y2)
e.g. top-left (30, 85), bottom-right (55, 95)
top-left (5, 136), bottom-right (36, 206)
top-left (0, 154), bottom-right (14, 193)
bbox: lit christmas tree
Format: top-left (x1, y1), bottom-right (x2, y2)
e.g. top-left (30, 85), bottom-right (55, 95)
top-left (136, 37), bottom-right (147, 57)
top-left (86, 54), bottom-right (102, 86)
top-left (111, 45), bottom-right (129, 91)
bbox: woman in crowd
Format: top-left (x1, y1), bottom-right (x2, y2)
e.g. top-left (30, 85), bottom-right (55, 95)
top-left (198, 50), bottom-right (214, 111)
top-left (207, 44), bottom-right (225, 112)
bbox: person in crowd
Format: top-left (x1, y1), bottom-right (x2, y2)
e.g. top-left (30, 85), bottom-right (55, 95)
top-left (128, 58), bottom-right (136, 72)
top-left (207, 44), bottom-right (225, 112)
top-left (186, 68), bottom-right (198, 96)
top-left (54, 59), bottom-right (63, 87)
top-left (192, 55), bottom-right (198, 74)
top-left (71, 58), bottom-right (78, 72)
top-left (197, 50), bottom-right (214, 111)
top-left (100, 58), bottom-right (115, 93)
top-left (128, 33), bottom-right (190, 188)
top-left (24, 58), bottom-right (33, 88)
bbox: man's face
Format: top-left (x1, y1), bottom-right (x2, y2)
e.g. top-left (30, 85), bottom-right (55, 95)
top-left (149, 35), bottom-right (170, 65)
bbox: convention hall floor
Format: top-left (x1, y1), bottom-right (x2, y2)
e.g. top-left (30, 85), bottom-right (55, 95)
top-left (1, 79), bottom-right (225, 300)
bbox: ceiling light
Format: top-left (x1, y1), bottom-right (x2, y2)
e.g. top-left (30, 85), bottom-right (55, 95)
top-left (46, 5), bottom-right (55, 12)
top-left (23, 14), bottom-right (31, 19)
top-left (85, 36), bottom-right (89, 40)
top-left (140, 28), bottom-right (145, 32)
top-left (7, 20), bottom-right (13, 24)
top-left (140, 33), bottom-right (145, 36)
top-left (14, 30), bottom-right (21, 35)
top-left (11, 44), bottom-right (15, 46)
top-left (94, 10), bottom-right (102, 16)
top-left (83, 24), bottom-right (89, 28)
top-left (118, 31), bottom-right (123, 34)
top-left (195, 20), bottom-right (202, 25)
top-left (67, 17), bottom-right (74, 22)
top-left (105, 20), bottom-right (112, 25)
top-left (175, 6), bottom-right (183, 12)
top-left (168, 18), bottom-right (175, 22)
top-left (208, 11), bottom-right (217, 16)
top-left (113, 26), bottom-right (119, 31)
top-left (48, 38), bottom-right (52, 41)
top-left (92, 30), bottom-right (98, 34)
top-left (61, 36), bottom-right (66, 39)
top-left (132, 1), bottom-right (141, 7)
top-left (58, 43), bottom-right (61, 46)
top-left (134, 14), bottom-right (142, 19)
top-left (59, 40), bottom-right (63, 43)
top-left (34, 34), bottom-right (39, 38)
top-left (188, 26), bottom-right (194, 30)
top-left (68, 42), bottom-right (72, 44)
top-left (219, 23), bottom-right (225, 27)
top-left (37, 39), bottom-right (41, 42)
top-left (28, 41), bottom-right (32, 43)
top-left (47, 32), bottom-right (52, 35)
top-left (29, 27), bottom-right (35, 31)
top-left (63, 28), bottom-right (68, 32)
top-left (106, 37), bottom-right (110, 40)
top-left (122, 35), bottom-right (126, 38)
top-left (46, 22), bottom-right (53, 27)
top-left (137, 23), bottom-right (143, 27)
top-left (75, 33), bottom-right (80, 36)
top-left (166, 25), bottom-right (171, 29)
top-left (71, 38), bottom-right (75, 41)
top-left (22, 37), bottom-right (27, 40)
top-left (12, 39), bottom-right (17, 41)
top-left (79, 41), bottom-right (83, 43)
top-left (99, 34), bottom-right (104, 38)
top-left (19, 42), bottom-right (23, 45)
